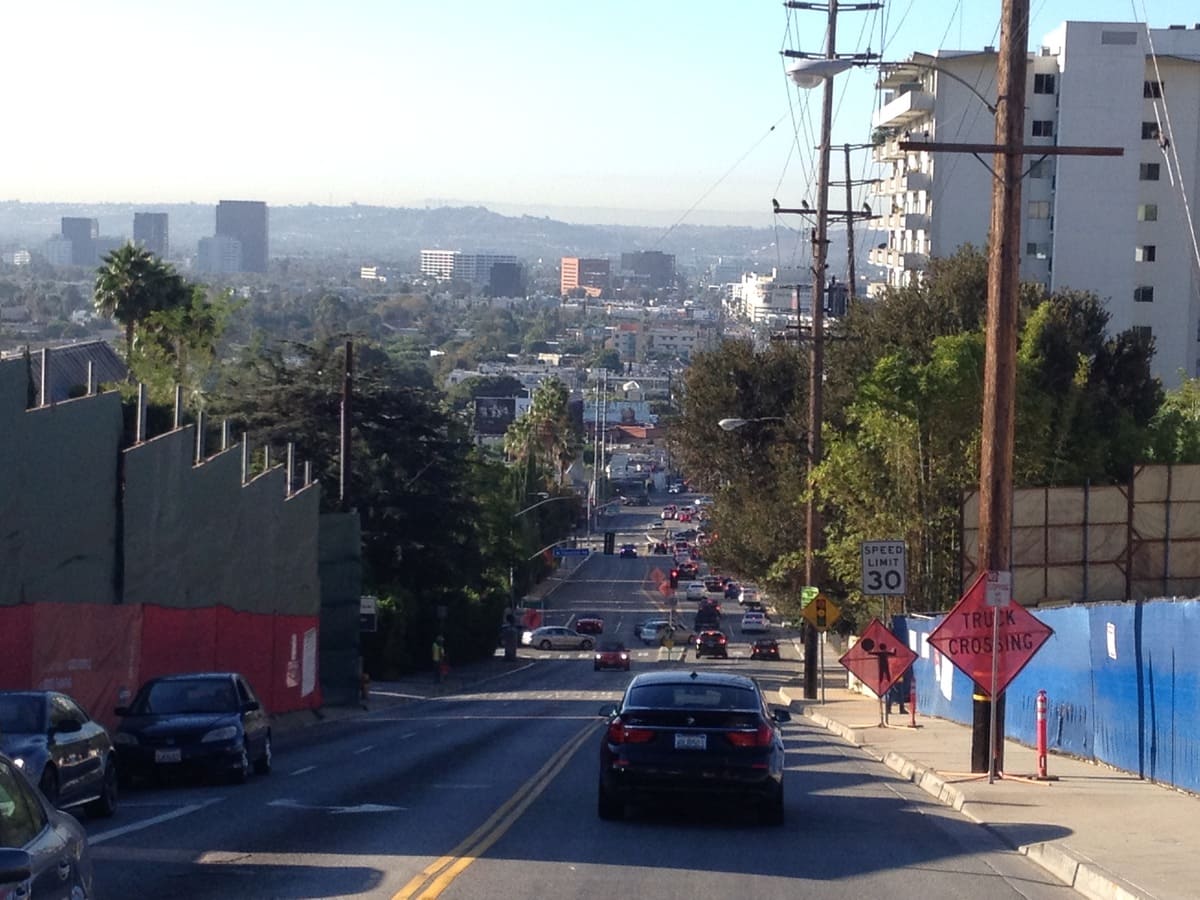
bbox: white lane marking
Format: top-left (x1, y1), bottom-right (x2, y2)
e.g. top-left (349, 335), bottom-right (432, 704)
top-left (353, 745), bottom-right (374, 755)
top-left (289, 765), bottom-right (317, 776)
top-left (399, 732), bottom-right (417, 739)
top-left (90, 798), bottom-right (225, 845)
top-left (429, 783), bottom-right (490, 789)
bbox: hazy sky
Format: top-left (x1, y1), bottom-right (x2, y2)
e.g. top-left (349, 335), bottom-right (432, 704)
top-left (4, 1), bottom-right (1194, 225)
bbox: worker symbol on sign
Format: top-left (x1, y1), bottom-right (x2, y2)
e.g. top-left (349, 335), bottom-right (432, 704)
top-left (838, 618), bottom-right (917, 700)
top-left (859, 635), bottom-right (897, 688)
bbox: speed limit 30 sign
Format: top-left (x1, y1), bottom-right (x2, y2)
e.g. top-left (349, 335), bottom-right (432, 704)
top-left (861, 540), bottom-right (907, 595)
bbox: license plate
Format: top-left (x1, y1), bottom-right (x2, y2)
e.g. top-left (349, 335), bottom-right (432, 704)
top-left (674, 733), bottom-right (706, 750)
top-left (155, 748), bottom-right (182, 763)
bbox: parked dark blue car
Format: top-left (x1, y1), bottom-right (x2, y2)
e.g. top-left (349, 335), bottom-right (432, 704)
top-left (114, 672), bottom-right (271, 785)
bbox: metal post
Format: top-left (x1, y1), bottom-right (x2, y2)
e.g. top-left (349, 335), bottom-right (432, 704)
top-left (340, 339), bottom-right (353, 510)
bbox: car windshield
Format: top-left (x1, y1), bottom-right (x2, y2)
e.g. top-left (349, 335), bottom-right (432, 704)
top-left (598, 641), bottom-right (626, 652)
top-left (0, 696), bottom-right (44, 735)
top-left (133, 679), bottom-right (240, 715)
top-left (627, 683), bottom-right (757, 711)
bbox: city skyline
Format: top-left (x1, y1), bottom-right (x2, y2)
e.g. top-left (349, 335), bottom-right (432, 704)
top-left (4, 1), bottom-right (1196, 227)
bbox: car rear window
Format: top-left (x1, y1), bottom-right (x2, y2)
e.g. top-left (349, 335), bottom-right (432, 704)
top-left (626, 684), bottom-right (758, 711)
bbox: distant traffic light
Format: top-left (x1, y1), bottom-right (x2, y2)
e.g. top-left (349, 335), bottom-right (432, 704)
top-left (669, 569), bottom-right (679, 588)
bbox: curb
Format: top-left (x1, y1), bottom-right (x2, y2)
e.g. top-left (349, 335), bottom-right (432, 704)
top-left (787, 691), bottom-right (1147, 900)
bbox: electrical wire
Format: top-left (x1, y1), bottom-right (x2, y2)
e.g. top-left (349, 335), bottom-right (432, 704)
top-left (1137, 5), bottom-right (1200, 286)
top-left (650, 113), bottom-right (788, 250)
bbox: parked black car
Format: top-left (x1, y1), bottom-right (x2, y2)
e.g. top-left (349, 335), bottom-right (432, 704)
top-left (0, 690), bottom-right (118, 817)
top-left (597, 671), bottom-right (790, 824)
top-left (114, 672), bottom-right (271, 785)
top-left (0, 751), bottom-right (94, 898)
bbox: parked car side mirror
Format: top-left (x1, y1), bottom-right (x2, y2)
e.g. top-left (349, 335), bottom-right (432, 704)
top-left (242, 701), bottom-right (261, 713)
top-left (598, 705), bottom-right (619, 718)
top-left (772, 708), bottom-right (792, 724)
top-left (113, 706), bottom-right (130, 717)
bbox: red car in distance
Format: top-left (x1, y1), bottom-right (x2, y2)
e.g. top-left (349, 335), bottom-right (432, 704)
top-left (594, 640), bottom-right (631, 671)
top-left (576, 616), bottom-right (605, 635)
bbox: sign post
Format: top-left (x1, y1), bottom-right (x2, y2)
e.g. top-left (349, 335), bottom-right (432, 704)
top-left (860, 540), bottom-right (907, 621)
top-left (802, 592), bottom-right (841, 704)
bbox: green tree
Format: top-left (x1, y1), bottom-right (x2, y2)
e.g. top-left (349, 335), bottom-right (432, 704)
top-left (503, 377), bottom-right (582, 490)
top-left (93, 243), bottom-right (189, 357)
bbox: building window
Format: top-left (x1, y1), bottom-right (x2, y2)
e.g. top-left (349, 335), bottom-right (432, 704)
top-left (1142, 121), bottom-right (1160, 140)
top-left (1134, 286), bottom-right (1154, 303)
top-left (1144, 80), bottom-right (1164, 98)
top-left (1140, 163), bottom-right (1161, 181)
top-left (1029, 159), bottom-right (1053, 179)
top-left (1132, 325), bottom-right (1153, 344)
top-left (1138, 204), bottom-right (1158, 222)
top-left (1031, 120), bottom-right (1054, 137)
top-left (1136, 246), bottom-right (1157, 262)
top-left (1026, 242), bottom-right (1049, 259)
top-left (1028, 201), bottom-right (1051, 219)
top-left (1034, 73), bottom-right (1057, 94)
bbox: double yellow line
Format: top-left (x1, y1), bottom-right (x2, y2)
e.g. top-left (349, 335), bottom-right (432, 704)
top-left (393, 721), bottom-right (599, 899)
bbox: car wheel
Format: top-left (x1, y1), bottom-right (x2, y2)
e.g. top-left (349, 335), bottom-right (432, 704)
top-left (597, 782), bottom-right (624, 821)
top-left (254, 733), bottom-right (272, 775)
top-left (761, 787), bottom-right (785, 826)
top-left (593, 664), bottom-right (601, 671)
top-left (539, 639), bottom-right (553, 650)
top-left (581, 639), bottom-right (594, 650)
top-left (87, 760), bottom-right (119, 818)
top-left (38, 766), bottom-right (60, 806)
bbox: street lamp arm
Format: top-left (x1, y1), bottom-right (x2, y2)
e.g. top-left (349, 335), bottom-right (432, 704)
top-left (513, 494), bottom-right (576, 518)
top-left (718, 416), bottom-right (786, 431)
top-left (784, 56), bottom-right (996, 115)
top-left (877, 58), bottom-right (997, 115)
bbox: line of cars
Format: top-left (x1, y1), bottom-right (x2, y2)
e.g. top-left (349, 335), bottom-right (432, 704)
top-left (0, 671), bottom-right (272, 898)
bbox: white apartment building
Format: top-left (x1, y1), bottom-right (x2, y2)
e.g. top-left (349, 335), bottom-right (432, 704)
top-left (725, 267), bottom-right (813, 326)
top-left (419, 249), bottom-right (519, 285)
top-left (871, 21), bottom-right (1200, 386)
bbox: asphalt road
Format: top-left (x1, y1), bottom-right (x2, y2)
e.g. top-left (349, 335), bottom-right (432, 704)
top-left (83, 497), bottom-right (1076, 899)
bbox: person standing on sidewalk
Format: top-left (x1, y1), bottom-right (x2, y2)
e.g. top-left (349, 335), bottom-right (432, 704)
top-left (432, 635), bottom-right (446, 683)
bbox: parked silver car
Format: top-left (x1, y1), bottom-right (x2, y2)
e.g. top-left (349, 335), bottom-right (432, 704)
top-left (522, 626), bottom-right (595, 651)
top-left (0, 752), bottom-right (94, 898)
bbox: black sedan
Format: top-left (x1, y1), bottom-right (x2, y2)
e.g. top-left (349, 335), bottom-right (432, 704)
top-left (0, 690), bottom-right (118, 817)
top-left (114, 672), bottom-right (271, 785)
top-left (597, 670), bottom-right (790, 824)
top-left (0, 751), bottom-right (94, 898)
top-left (750, 638), bottom-right (782, 661)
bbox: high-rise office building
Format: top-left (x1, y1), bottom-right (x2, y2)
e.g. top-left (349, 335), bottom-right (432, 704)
top-left (60, 217), bottom-right (98, 267)
top-left (561, 257), bottom-right (610, 297)
top-left (133, 212), bottom-right (169, 258)
top-left (620, 251), bottom-right (676, 290)
top-left (215, 201), bottom-right (268, 273)
top-left (870, 21), bottom-right (1200, 386)
top-left (197, 235), bottom-right (243, 275)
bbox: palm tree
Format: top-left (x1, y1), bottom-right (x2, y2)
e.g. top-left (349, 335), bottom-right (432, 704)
top-left (93, 243), bottom-right (187, 356)
top-left (503, 378), bottom-right (582, 488)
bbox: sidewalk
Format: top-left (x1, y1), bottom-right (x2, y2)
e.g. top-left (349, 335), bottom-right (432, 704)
top-left (778, 682), bottom-right (1198, 900)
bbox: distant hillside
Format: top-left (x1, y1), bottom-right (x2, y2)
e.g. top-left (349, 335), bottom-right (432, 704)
top-left (0, 200), bottom-right (866, 273)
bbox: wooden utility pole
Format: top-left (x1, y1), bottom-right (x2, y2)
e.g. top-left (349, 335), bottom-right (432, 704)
top-left (898, 0), bottom-right (1119, 775)
top-left (340, 339), bottom-right (353, 510)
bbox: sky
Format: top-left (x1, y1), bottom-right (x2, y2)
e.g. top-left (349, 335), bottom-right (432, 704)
top-left (4, 1), bottom-right (1195, 227)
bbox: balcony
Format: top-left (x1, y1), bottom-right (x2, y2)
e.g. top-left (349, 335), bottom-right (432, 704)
top-left (872, 89), bottom-right (934, 129)
top-left (869, 248), bottom-right (929, 271)
top-left (878, 170), bottom-right (932, 194)
top-left (884, 211), bottom-right (929, 230)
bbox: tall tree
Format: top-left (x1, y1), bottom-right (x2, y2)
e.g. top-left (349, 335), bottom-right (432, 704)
top-left (93, 243), bottom-right (189, 357)
top-left (503, 377), bottom-right (582, 489)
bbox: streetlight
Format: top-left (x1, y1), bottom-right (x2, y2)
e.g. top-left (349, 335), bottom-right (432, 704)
top-left (786, 56), bottom-right (998, 114)
top-left (718, 417), bottom-right (785, 431)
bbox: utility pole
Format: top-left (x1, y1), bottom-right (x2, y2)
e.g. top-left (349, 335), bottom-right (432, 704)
top-left (339, 339), bottom-right (353, 510)
top-left (780, 0), bottom-right (878, 699)
top-left (897, 0), bottom-right (1119, 774)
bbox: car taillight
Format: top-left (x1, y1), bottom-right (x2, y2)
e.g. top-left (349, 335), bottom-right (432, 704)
top-left (726, 723), bottom-right (773, 748)
top-left (607, 717), bottom-right (655, 744)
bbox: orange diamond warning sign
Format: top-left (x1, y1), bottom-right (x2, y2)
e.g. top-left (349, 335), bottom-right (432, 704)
top-left (839, 619), bottom-right (917, 699)
top-left (927, 570), bottom-right (1053, 698)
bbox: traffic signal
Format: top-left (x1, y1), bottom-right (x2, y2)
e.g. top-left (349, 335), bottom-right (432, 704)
top-left (669, 568), bottom-right (679, 588)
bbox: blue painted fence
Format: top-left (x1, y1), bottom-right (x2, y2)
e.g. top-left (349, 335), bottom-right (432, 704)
top-left (896, 598), bottom-right (1200, 794)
